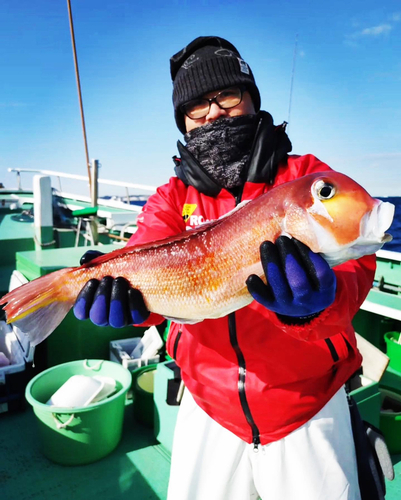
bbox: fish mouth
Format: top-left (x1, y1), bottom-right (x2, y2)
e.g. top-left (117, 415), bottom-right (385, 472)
top-left (319, 200), bottom-right (395, 268)
top-left (361, 200), bottom-right (395, 244)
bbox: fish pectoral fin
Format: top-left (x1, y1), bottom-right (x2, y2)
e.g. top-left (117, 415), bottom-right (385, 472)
top-left (164, 316), bottom-right (203, 325)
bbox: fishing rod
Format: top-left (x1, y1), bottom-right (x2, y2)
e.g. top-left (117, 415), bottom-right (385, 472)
top-left (66, 0), bottom-right (92, 191)
top-left (287, 33), bottom-right (299, 130)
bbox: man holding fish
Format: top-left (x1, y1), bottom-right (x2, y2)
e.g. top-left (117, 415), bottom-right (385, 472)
top-left (79, 36), bottom-right (372, 500)
top-left (2, 36), bottom-right (393, 499)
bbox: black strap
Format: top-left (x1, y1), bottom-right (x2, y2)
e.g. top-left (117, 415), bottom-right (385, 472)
top-left (348, 394), bottom-right (386, 500)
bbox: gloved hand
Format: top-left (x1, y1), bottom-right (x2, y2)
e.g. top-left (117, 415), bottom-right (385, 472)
top-left (246, 236), bottom-right (336, 321)
top-left (73, 250), bottom-right (150, 327)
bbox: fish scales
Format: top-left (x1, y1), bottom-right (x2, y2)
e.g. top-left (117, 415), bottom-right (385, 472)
top-left (0, 171), bottom-right (395, 346)
top-left (57, 196), bottom-right (281, 321)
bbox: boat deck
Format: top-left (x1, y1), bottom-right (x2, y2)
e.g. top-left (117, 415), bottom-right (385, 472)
top-left (1, 403), bottom-right (171, 500)
top-left (0, 213), bottom-right (34, 295)
top-left (1, 402), bottom-right (401, 499)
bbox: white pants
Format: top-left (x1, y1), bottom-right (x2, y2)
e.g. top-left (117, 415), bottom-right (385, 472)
top-left (167, 387), bottom-right (361, 500)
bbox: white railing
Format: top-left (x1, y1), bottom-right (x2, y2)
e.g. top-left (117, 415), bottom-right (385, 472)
top-left (376, 249), bottom-right (401, 262)
top-left (7, 168), bottom-right (157, 205)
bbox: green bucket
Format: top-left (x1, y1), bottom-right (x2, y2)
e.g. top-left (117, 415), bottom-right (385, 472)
top-left (25, 359), bottom-right (131, 465)
top-left (384, 331), bottom-right (401, 372)
top-left (132, 364), bottom-right (157, 428)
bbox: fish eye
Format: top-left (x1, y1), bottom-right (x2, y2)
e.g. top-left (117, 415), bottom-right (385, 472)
top-left (314, 180), bottom-right (336, 200)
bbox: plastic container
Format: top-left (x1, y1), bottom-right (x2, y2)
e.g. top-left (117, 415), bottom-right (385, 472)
top-left (384, 331), bottom-right (401, 372)
top-left (0, 272), bottom-right (35, 414)
top-left (25, 359), bottom-right (131, 465)
top-left (0, 315), bottom-right (34, 413)
top-left (132, 364), bottom-right (157, 428)
top-left (109, 329), bottom-right (162, 373)
top-left (46, 375), bottom-right (116, 407)
top-left (379, 387), bottom-right (401, 454)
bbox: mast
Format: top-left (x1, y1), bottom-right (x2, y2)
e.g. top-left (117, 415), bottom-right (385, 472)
top-left (66, 0), bottom-right (91, 191)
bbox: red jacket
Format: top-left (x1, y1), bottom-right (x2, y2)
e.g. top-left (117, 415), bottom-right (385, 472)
top-left (127, 153), bottom-right (375, 446)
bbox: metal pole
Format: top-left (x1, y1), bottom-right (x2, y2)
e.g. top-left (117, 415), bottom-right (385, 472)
top-left (91, 159), bottom-right (99, 208)
top-left (90, 159), bottom-right (99, 244)
top-left (66, 0), bottom-right (92, 192)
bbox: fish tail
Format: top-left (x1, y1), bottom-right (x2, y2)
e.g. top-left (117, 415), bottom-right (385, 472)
top-left (0, 267), bottom-right (76, 346)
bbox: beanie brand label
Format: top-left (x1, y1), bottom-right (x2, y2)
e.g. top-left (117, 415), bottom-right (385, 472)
top-left (238, 58), bottom-right (250, 75)
top-left (182, 54), bottom-right (199, 70)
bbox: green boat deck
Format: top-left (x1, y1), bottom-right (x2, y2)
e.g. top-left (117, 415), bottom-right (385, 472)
top-left (1, 403), bottom-right (171, 500)
top-left (0, 213), bottom-right (34, 294)
top-left (1, 402), bottom-right (400, 499)
top-left (1, 198), bottom-right (401, 498)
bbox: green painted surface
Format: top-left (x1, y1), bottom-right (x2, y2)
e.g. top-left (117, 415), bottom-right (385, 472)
top-left (350, 381), bottom-right (381, 428)
top-left (0, 403), bottom-right (171, 500)
top-left (0, 213), bottom-right (35, 294)
top-left (15, 244), bottom-right (122, 279)
top-left (34, 225), bottom-right (55, 250)
top-left (1, 400), bottom-right (400, 499)
top-left (0, 213), bottom-right (34, 240)
top-left (376, 255), bottom-right (401, 288)
top-left (72, 206), bottom-right (98, 217)
top-left (366, 288), bottom-right (401, 311)
top-left (352, 311), bottom-right (397, 352)
top-left (68, 198), bottom-right (139, 215)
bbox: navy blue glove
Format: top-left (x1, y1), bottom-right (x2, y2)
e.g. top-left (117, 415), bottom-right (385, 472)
top-left (246, 236), bottom-right (336, 322)
top-left (73, 250), bottom-right (150, 327)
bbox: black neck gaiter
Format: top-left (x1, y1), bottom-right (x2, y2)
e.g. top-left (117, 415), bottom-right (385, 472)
top-left (184, 114), bottom-right (258, 189)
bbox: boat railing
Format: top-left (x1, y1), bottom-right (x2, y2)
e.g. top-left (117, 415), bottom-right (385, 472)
top-left (376, 249), bottom-right (401, 263)
top-left (7, 168), bottom-right (157, 209)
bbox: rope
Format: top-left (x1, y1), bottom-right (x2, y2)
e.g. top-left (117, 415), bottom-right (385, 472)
top-left (52, 413), bottom-right (75, 429)
top-left (33, 235), bottom-right (56, 247)
top-left (84, 359), bottom-right (104, 370)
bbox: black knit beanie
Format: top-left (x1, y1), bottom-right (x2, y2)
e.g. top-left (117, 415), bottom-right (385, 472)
top-left (170, 36), bottom-right (261, 134)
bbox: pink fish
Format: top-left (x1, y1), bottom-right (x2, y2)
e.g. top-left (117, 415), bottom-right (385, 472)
top-left (0, 171), bottom-right (394, 346)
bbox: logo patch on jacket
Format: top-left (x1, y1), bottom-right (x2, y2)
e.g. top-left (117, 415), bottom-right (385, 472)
top-left (182, 204), bottom-right (197, 222)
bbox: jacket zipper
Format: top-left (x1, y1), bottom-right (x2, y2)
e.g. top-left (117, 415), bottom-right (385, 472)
top-left (173, 320), bottom-right (261, 447)
top-left (230, 189), bottom-right (261, 449)
top-left (173, 328), bottom-right (182, 360)
top-left (228, 313), bottom-right (261, 450)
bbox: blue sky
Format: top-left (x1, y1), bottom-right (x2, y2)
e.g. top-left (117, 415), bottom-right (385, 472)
top-left (1, 0), bottom-right (400, 197)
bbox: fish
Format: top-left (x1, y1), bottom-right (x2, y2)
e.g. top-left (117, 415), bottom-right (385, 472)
top-left (0, 171), bottom-right (395, 346)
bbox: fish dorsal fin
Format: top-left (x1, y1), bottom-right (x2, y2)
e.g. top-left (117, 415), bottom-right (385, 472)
top-left (83, 200), bottom-right (252, 266)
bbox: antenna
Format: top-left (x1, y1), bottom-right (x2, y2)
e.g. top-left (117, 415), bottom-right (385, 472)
top-left (287, 34), bottom-right (299, 129)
